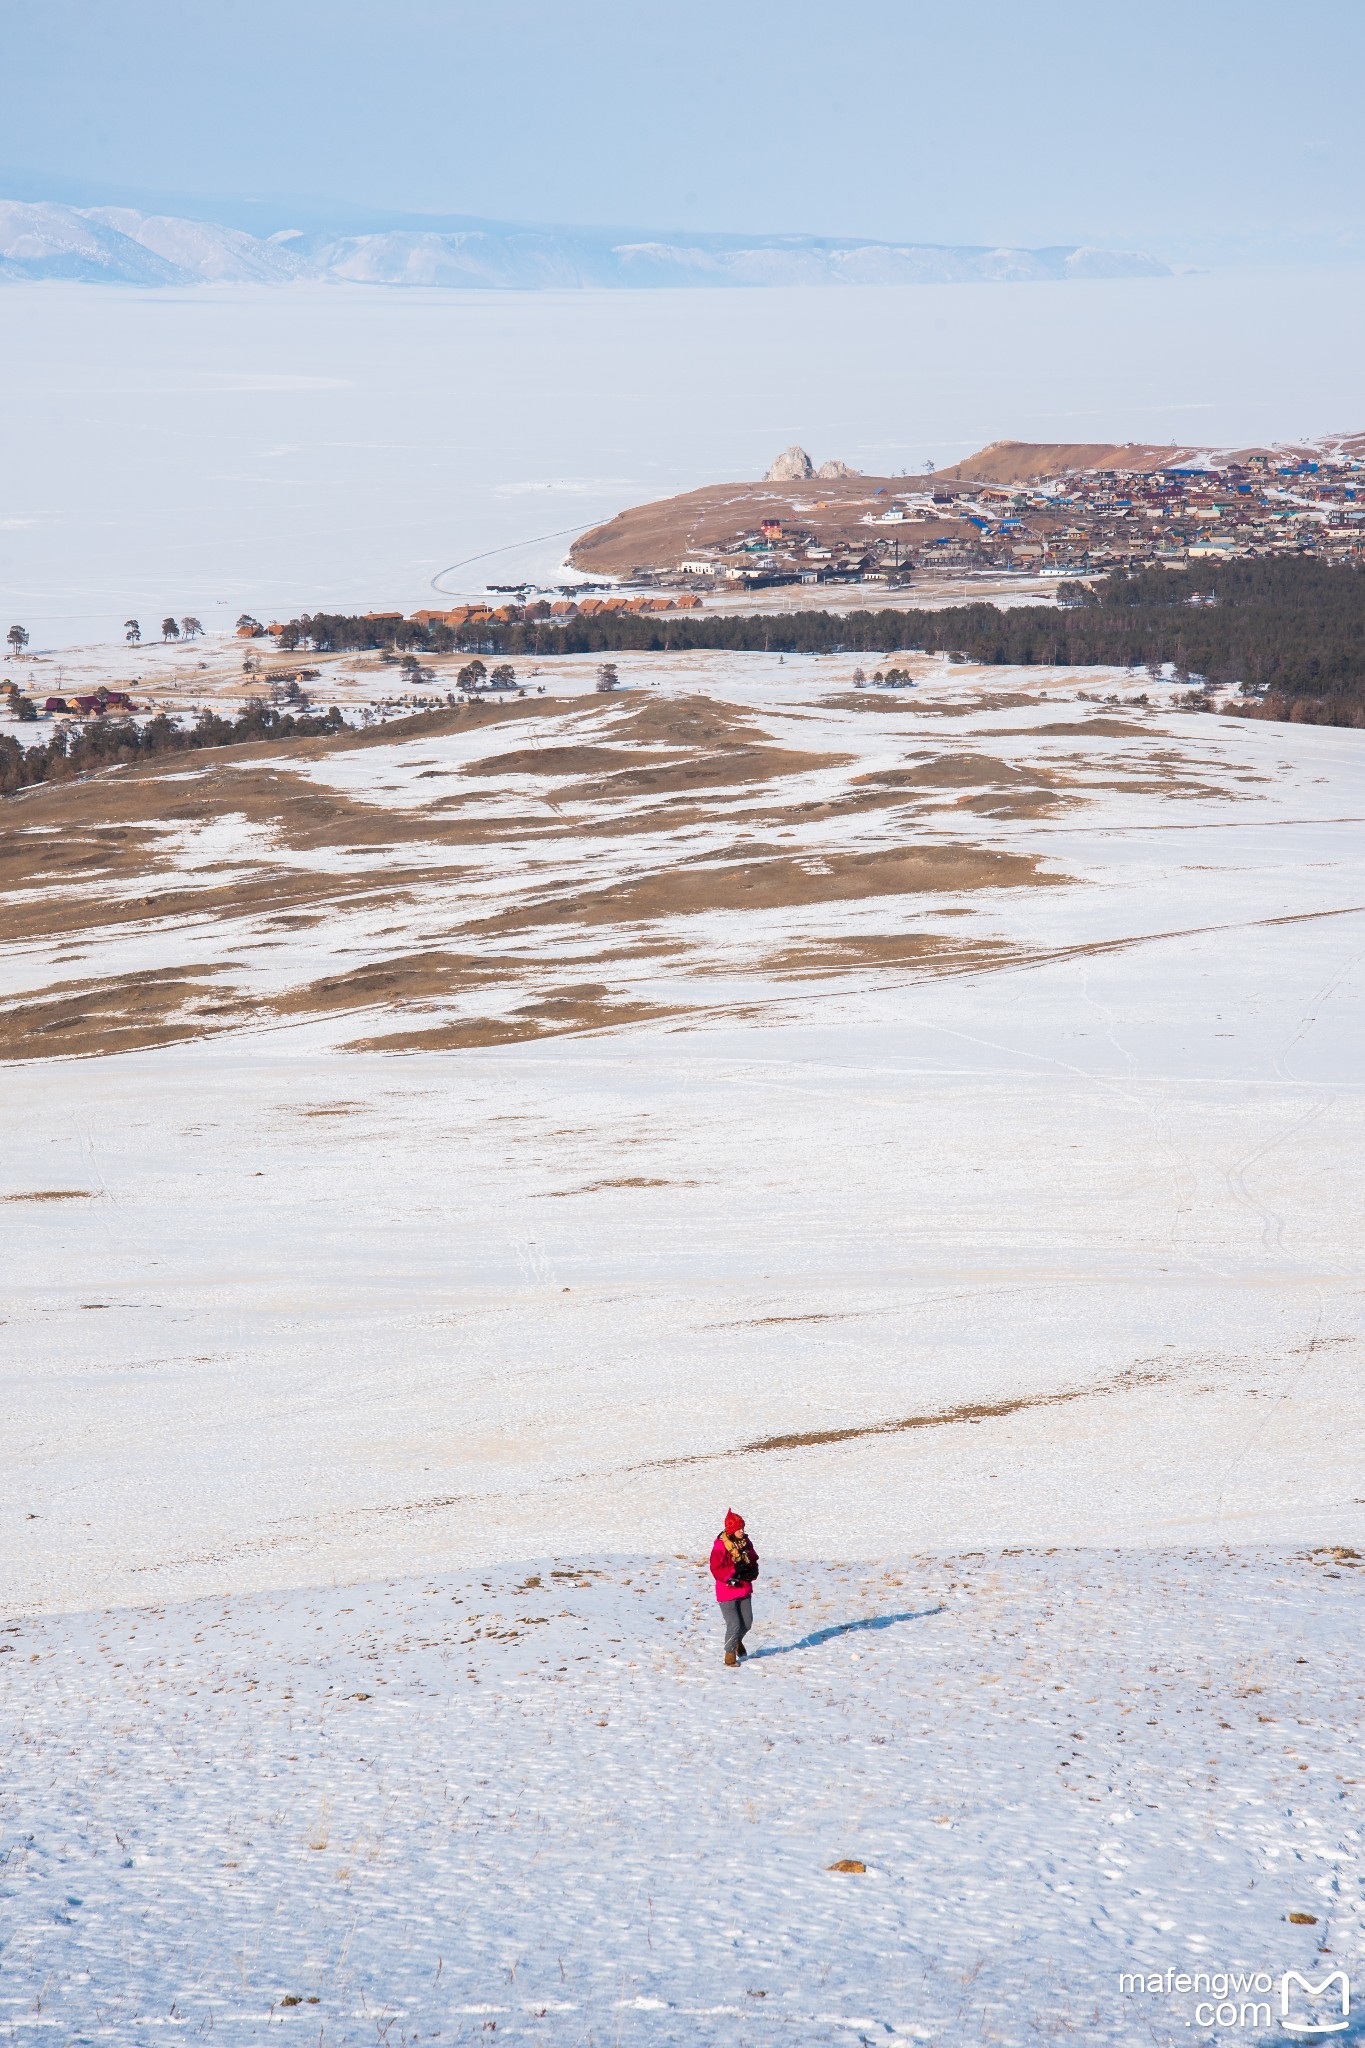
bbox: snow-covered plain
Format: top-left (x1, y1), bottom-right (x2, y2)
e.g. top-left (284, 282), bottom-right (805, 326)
top-left (4, 1550), bottom-right (1362, 2046)
top-left (3, 653), bottom-right (1364, 2042)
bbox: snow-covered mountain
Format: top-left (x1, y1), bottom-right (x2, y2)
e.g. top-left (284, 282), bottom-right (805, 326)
top-left (0, 200), bottom-right (186, 283)
top-left (82, 206), bottom-right (305, 282)
top-left (0, 198), bottom-right (1172, 288)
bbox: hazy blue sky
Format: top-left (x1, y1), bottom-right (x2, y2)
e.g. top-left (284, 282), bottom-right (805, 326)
top-left (5, 0), bottom-right (1364, 258)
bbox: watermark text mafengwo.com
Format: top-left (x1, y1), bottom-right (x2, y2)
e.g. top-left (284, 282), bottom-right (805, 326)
top-left (1120, 1968), bottom-right (1350, 2034)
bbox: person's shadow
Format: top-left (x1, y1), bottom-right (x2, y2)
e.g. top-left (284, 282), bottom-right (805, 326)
top-left (748, 1605), bottom-right (944, 1658)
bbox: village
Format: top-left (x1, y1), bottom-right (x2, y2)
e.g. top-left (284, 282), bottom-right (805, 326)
top-left (4, 436), bottom-right (1364, 739)
top-left (568, 437), bottom-right (1365, 591)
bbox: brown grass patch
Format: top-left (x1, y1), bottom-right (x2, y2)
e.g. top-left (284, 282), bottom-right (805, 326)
top-left (0, 867), bottom-right (418, 948)
top-left (936, 439), bottom-right (1191, 485)
top-left (928, 693), bottom-right (1050, 717)
top-left (954, 789), bottom-right (1073, 818)
top-left (474, 841), bottom-right (1063, 932)
top-left (568, 479), bottom-right (912, 578)
top-left (853, 752), bottom-right (1054, 791)
top-left (557, 743), bottom-right (846, 801)
top-left (298, 694), bottom-right (582, 754)
top-left (821, 692), bottom-right (1049, 718)
top-left (343, 992), bottom-right (685, 1054)
top-left (634, 1367), bottom-right (1172, 1473)
top-left (601, 697), bottom-right (770, 749)
top-left (818, 693), bottom-right (919, 714)
top-left (0, 822), bottom-right (170, 894)
top-left (344, 1015), bottom-right (549, 1054)
top-left (761, 932), bottom-right (1017, 978)
top-left (0, 1188), bottom-right (98, 1202)
top-left (0, 966), bottom-right (247, 1060)
top-left (1031, 718), bottom-right (1148, 738)
top-left (462, 745), bottom-right (675, 779)
top-left (268, 950), bottom-right (518, 1018)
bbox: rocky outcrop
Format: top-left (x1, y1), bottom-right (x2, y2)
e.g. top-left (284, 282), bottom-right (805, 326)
top-left (766, 446), bottom-right (815, 481)
top-left (816, 459), bottom-right (858, 479)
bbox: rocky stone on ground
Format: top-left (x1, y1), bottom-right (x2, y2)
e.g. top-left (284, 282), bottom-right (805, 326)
top-left (765, 445), bottom-right (814, 481)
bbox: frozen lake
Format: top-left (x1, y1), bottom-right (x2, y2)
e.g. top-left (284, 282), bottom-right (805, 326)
top-left (2, 265), bottom-right (1364, 644)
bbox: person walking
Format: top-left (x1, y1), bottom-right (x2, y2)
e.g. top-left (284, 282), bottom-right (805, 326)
top-left (710, 1509), bottom-right (759, 1667)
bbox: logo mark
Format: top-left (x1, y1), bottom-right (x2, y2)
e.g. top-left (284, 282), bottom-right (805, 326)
top-left (1282, 1970), bottom-right (1351, 2036)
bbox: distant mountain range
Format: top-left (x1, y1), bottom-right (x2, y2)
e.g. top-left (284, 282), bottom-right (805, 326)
top-left (0, 199), bottom-right (1171, 289)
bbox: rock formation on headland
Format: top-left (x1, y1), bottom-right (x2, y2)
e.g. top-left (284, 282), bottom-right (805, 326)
top-left (765, 448), bottom-right (861, 482)
top-left (766, 446), bottom-right (815, 481)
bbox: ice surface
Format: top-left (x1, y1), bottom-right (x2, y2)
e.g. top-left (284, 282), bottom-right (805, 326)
top-left (4, 268), bottom-right (1365, 642)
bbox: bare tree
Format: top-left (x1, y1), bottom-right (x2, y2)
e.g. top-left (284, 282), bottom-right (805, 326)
top-left (124, 618), bottom-right (141, 644)
top-left (6, 624), bottom-right (29, 658)
top-left (180, 616), bottom-right (203, 640)
top-left (161, 617), bottom-right (180, 642)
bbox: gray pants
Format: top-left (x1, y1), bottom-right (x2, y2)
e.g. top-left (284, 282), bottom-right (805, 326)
top-left (722, 1597), bottom-right (753, 1655)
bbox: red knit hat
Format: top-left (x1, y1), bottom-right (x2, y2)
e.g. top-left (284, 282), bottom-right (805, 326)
top-left (724, 1510), bottom-right (745, 1535)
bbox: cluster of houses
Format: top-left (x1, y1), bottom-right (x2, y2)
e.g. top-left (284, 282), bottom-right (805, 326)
top-left (669, 453), bottom-right (1365, 588)
top-left (409, 593), bottom-right (701, 628)
top-left (246, 593), bottom-right (704, 640)
top-left (958, 453), bottom-right (1365, 575)
top-left (42, 689), bottom-right (136, 717)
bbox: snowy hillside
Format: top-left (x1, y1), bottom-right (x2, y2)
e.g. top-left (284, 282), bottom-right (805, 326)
top-left (83, 206), bottom-right (305, 283)
top-left (0, 199), bottom-right (185, 283)
top-left (0, 198), bottom-right (1172, 287)
top-left (4, 651), bottom-right (1363, 1612)
top-left (3, 649), bottom-right (1363, 2042)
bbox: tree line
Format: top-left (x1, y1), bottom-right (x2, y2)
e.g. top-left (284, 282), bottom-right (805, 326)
top-left (273, 560), bottom-right (1365, 728)
top-left (0, 702), bottom-right (345, 798)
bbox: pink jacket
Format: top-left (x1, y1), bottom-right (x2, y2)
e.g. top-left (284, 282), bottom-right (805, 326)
top-left (709, 1534), bottom-right (758, 1603)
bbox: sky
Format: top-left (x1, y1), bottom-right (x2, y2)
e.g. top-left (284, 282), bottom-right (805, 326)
top-left (4, 0), bottom-right (1365, 262)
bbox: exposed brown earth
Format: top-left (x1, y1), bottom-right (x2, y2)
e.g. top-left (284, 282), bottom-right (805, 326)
top-left (761, 932), bottom-right (1016, 978)
top-left (932, 435), bottom-right (1365, 484)
top-left (0, 966), bottom-right (245, 1061)
top-left (852, 753), bottom-right (1057, 789)
top-left (1030, 718), bottom-right (1149, 738)
top-left (470, 842), bottom-right (1060, 936)
top-left (821, 692), bottom-right (1050, 719)
top-left (267, 950), bottom-right (522, 1017)
top-left (1, 674), bottom-right (1263, 1062)
top-left (462, 745), bottom-right (679, 778)
top-left (345, 993), bottom-right (686, 1055)
top-left (932, 441), bottom-right (1196, 484)
top-left (568, 475), bottom-right (914, 578)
